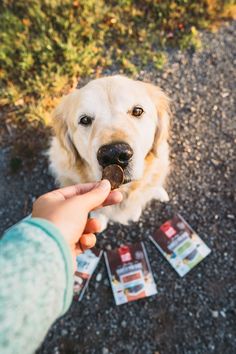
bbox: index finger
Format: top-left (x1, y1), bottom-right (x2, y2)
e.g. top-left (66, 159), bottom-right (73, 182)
top-left (51, 182), bottom-right (106, 200)
top-left (48, 181), bottom-right (122, 207)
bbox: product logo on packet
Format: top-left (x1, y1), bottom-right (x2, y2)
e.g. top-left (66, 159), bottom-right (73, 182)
top-left (160, 221), bottom-right (177, 238)
top-left (119, 245), bottom-right (132, 262)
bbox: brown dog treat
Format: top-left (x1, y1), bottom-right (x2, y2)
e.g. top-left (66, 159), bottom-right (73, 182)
top-left (102, 164), bottom-right (124, 189)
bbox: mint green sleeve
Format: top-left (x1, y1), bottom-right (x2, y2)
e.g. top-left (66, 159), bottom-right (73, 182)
top-left (0, 218), bottom-right (74, 354)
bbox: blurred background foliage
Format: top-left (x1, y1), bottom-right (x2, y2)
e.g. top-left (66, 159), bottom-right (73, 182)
top-left (0, 0), bottom-right (235, 124)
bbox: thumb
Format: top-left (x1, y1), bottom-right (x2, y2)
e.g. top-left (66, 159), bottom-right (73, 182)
top-left (79, 179), bottom-right (111, 211)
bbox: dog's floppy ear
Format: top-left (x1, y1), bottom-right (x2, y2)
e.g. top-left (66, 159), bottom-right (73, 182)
top-left (145, 83), bottom-right (171, 156)
top-left (52, 94), bottom-right (81, 165)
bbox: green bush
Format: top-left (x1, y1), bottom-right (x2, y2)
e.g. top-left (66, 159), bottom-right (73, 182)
top-left (0, 0), bottom-right (234, 122)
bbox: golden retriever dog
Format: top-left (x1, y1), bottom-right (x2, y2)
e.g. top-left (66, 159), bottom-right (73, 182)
top-left (48, 75), bottom-right (170, 230)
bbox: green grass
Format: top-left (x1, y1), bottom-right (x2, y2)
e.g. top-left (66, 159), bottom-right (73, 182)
top-left (0, 0), bottom-right (235, 124)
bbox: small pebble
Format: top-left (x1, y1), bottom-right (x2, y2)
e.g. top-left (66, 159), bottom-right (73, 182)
top-left (227, 214), bottom-right (235, 219)
top-left (121, 320), bottom-right (127, 328)
top-left (221, 92), bottom-right (229, 98)
top-left (211, 310), bottom-right (219, 318)
top-left (220, 310), bottom-right (226, 318)
top-left (96, 272), bottom-right (102, 282)
top-left (211, 159), bottom-right (221, 166)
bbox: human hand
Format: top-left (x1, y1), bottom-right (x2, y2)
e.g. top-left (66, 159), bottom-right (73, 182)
top-left (32, 180), bottom-right (122, 266)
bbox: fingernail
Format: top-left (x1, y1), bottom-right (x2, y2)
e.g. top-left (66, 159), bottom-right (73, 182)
top-left (98, 179), bottom-right (111, 191)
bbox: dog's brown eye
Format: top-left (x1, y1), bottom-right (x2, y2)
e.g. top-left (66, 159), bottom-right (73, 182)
top-left (132, 106), bottom-right (144, 117)
top-left (79, 115), bottom-right (93, 126)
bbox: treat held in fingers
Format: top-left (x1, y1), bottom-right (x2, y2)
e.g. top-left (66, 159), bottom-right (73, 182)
top-left (102, 164), bottom-right (124, 190)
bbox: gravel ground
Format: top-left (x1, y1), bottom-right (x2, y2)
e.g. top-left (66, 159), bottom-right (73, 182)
top-left (1, 22), bottom-right (235, 354)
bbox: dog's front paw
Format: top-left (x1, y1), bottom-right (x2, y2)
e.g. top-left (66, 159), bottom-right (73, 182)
top-left (154, 187), bottom-right (170, 202)
top-left (90, 212), bottom-right (108, 232)
top-left (130, 207), bottom-right (142, 222)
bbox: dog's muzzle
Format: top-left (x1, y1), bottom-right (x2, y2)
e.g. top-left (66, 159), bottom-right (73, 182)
top-left (97, 142), bottom-right (133, 169)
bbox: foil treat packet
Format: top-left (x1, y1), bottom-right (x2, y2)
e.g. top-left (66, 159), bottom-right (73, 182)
top-left (105, 242), bottom-right (157, 305)
top-left (149, 214), bottom-right (211, 277)
top-left (74, 248), bottom-right (103, 301)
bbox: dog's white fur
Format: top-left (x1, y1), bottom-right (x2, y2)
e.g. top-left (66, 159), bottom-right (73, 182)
top-left (48, 75), bottom-right (170, 230)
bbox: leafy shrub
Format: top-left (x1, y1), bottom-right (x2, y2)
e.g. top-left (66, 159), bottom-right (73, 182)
top-left (0, 0), bottom-right (234, 123)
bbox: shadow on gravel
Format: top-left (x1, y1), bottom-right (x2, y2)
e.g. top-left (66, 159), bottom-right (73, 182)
top-left (0, 110), bottom-right (55, 232)
top-left (0, 108), bottom-right (51, 173)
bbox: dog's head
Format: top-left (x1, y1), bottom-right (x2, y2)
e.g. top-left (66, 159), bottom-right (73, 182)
top-left (53, 75), bottom-right (170, 184)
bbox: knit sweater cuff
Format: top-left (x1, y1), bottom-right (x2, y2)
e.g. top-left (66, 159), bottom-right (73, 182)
top-left (24, 218), bottom-right (74, 314)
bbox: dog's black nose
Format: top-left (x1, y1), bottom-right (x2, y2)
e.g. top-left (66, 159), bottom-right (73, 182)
top-left (97, 142), bottom-right (133, 168)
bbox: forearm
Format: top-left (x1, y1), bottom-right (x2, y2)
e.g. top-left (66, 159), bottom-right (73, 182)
top-left (0, 218), bottom-right (73, 354)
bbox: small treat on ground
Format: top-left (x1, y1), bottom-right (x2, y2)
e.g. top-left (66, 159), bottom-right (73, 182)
top-left (102, 164), bottom-right (124, 189)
